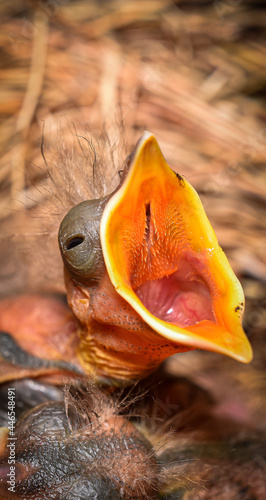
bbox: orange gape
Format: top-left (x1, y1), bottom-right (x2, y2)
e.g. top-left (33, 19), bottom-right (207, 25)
top-left (0, 132), bottom-right (252, 385)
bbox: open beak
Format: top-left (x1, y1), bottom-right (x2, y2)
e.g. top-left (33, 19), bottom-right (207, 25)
top-left (100, 132), bottom-right (252, 364)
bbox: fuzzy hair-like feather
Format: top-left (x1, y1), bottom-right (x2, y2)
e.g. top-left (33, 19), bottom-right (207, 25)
top-left (0, 128), bottom-right (127, 297)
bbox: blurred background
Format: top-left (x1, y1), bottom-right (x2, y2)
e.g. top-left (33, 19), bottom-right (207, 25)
top-left (0, 0), bottom-right (266, 475)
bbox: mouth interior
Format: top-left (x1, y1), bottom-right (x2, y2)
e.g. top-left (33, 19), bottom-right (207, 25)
top-left (134, 259), bottom-right (215, 328)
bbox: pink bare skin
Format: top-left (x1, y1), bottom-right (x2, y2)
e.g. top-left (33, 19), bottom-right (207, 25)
top-left (0, 295), bottom-right (82, 383)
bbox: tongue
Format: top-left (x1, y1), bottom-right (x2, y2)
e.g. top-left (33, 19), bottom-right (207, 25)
top-left (135, 272), bottom-right (215, 328)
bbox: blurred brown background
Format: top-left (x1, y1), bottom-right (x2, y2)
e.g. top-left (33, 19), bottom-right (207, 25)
top-left (0, 0), bottom-right (266, 434)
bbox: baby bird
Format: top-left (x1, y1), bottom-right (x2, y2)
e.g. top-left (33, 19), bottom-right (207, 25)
top-left (0, 132), bottom-right (264, 499)
top-left (0, 132), bottom-right (251, 384)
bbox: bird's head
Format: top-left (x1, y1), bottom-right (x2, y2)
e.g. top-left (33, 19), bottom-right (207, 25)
top-left (59, 132), bottom-right (252, 383)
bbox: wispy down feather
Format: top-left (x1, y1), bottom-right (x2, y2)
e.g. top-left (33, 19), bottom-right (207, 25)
top-left (0, 127), bottom-right (127, 297)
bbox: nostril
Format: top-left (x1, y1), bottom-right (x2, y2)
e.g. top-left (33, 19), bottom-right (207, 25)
top-left (66, 236), bottom-right (84, 251)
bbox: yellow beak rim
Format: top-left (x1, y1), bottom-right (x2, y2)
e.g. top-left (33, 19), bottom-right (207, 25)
top-left (100, 132), bottom-right (253, 364)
